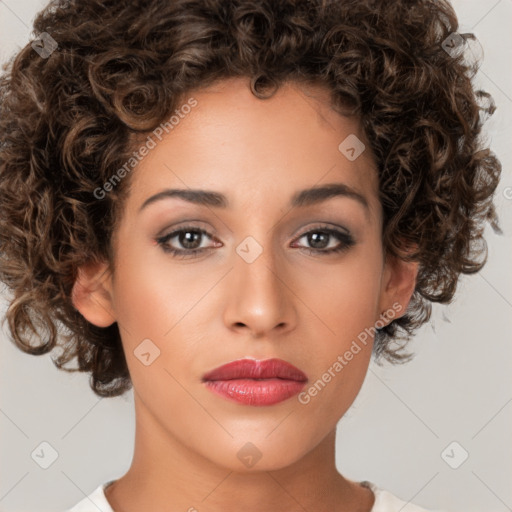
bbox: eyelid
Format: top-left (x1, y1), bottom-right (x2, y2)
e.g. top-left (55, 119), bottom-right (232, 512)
top-left (157, 226), bottom-right (220, 247)
top-left (155, 221), bottom-right (355, 258)
top-left (293, 221), bottom-right (352, 238)
top-left (154, 219), bottom-right (213, 239)
top-left (156, 220), bottom-right (352, 243)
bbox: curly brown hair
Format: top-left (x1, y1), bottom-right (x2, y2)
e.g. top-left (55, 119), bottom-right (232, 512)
top-left (0, 0), bottom-right (502, 397)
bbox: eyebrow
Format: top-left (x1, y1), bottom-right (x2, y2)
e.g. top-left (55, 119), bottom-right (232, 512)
top-left (138, 183), bottom-right (369, 213)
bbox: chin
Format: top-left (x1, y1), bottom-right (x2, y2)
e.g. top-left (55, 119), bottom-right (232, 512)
top-left (192, 430), bottom-right (318, 474)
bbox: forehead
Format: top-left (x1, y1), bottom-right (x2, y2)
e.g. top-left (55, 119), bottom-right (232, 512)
top-left (123, 77), bottom-right (379, 218)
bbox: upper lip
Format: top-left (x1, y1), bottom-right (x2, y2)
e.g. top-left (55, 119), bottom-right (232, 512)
top-left (202, 358), bottom-right (308, 382)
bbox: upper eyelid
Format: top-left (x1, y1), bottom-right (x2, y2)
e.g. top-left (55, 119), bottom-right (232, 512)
top-left (162, 223), bottom-right (351, 236)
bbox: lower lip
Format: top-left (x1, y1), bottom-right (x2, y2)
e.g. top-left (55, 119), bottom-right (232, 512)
top-left (204, 378), bottom-right (306, 406)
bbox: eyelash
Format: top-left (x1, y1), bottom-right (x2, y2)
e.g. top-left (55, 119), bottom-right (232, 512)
top-left (155, 224), bottom-right (355, 260)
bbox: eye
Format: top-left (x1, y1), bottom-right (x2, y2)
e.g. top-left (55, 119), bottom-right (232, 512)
top-left (155, 224), bottom-right (355, 259)
top-left (156, 226), bottom-right (219, 259)
top-left (291, 226), bottom-right (355, 255)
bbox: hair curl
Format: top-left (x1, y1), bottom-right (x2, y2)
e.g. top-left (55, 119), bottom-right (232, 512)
top-left (0, 0), bottom-right (502, 397)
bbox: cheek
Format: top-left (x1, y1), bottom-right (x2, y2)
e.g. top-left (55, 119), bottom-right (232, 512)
top-left (294, 249), bottom-right (382, 406)
top-left (297, 249), bottom-right (383, 341)
top-left (110, 239), bottom-right (220, 384)
top-left (111, 238), bottom-right (199, 337)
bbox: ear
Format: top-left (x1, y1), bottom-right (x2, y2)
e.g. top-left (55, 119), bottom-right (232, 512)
top-left (378, 250), bottom-right (419, 325)
top-left (71, 260), bottom-right (116, 327)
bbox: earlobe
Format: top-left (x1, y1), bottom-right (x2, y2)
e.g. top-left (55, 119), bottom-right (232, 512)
top-left (379, 252), bottom-right (419, 324)
top-left (71, 260), bottom-right (116, 328)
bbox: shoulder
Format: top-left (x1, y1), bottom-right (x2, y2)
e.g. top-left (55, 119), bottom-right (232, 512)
top-left (362, 481), bottom-right (450, 512)
top-left (62, 480), bottom-right (115, 512)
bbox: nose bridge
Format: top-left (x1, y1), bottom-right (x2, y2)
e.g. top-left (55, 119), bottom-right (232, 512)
top-left (224, 231), bottom-right (293, 335)
top-left (236, 233), bottom-right (281, 293)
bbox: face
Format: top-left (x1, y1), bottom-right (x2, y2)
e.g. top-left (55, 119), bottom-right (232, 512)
top-left (73, 77), bottom-right (417, 472)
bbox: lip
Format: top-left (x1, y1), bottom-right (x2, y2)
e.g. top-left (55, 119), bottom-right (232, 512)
top-left (202, 358), bottom-right (308, 406)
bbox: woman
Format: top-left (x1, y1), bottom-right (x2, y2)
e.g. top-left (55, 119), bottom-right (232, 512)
top-left (0, 0), bottom-right (502, 510)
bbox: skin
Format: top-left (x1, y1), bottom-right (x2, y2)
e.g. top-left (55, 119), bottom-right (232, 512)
top-left (72, 76), bottom-right (418, 512)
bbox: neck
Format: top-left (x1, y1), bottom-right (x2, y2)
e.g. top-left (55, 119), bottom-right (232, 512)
top-left (105, 392), bottom-right (374, 512)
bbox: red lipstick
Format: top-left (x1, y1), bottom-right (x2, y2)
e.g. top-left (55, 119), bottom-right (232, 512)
top-left (202, 358), bottom-right (308, 406)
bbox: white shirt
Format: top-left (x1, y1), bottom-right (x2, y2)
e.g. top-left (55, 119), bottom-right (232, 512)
top-left (65, 480), bottom-right (447, 511)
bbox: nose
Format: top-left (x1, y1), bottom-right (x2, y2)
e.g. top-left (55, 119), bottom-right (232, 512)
top-left (222, 237), bottom-right (297, 338)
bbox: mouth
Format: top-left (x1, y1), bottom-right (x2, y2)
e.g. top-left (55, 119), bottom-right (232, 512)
top-left (202, 358), bottom-right (308, 406)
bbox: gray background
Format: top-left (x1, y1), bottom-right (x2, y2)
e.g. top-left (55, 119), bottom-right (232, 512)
top-left (0, 1), bottom-right (511, 511)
